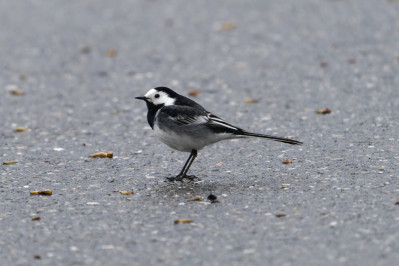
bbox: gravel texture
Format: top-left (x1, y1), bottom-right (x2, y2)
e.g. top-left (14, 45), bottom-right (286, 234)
top-left (1, 0), bottom-right (399, 265)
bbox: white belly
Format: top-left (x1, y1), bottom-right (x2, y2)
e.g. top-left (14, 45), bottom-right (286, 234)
top-left (153, 124), bottom-right (233, 152)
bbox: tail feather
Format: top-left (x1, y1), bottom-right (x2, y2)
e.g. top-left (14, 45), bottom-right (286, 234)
top-left (241, 131), bottom-right (303, 145)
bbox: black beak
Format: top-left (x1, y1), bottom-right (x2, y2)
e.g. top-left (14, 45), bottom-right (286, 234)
top-left (135, 96), bottom-right (147, 101)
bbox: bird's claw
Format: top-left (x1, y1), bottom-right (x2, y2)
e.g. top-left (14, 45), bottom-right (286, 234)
top-left (166, 174), bottom-right (198, 182)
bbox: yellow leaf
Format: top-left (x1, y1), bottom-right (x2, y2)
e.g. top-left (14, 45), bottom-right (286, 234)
top-left (316, 108), bottom-right (331, 114)
top-left (244, 98), bottom-right (258, 103)
top-left (174, 219), bottom-right (193, 224)
top-left (89, 152), bottom-right (113, 158)
top-left (30, 190), bottom-right (52, 195)
top-left (15, 127), bottom-right (30, 132)
top-left (3, 161), bottom-right (17, 165)
top-left (119, 191), bottom-right (134, 195)
top-left (187, 196), bottom-right (202, 202)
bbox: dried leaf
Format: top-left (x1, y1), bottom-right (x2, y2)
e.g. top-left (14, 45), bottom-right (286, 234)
top-left (244, 98), bottom-right (258, 103)
top-left (32, 216), bottom-right (41, 221)
top-left (10, 89), bottom-right (25, 95)
top-left (282, 160), bottom-right (293, 164)
top-left (33, 255), bottom-right (41, 260)
top-left (316, 108), bottom-right (331, 114)
top-left (107, 49), bottom-right (117, 57)
top-left (174, 218), bottom-right (193, 224)
top-left (221, 22), bottom-right (236, 31)
top-left (119, 191), bottom-right (134, 195)
top-left (89, 152), bottom-right (113, 158)
top-left (187, 196), bottom-right (202, 202)
top-left (395, 201), bottom-right (399, 205)
top-left (188, 90), bottom-right (200, 97)
top-left (216, 162), bottom-right (224, 166)
top-left (30, 190), bottom-right (52, 195)
top-left (275, 213), bottom-right (286, 218)
top-left (3, 161), bottom-right (17, 165)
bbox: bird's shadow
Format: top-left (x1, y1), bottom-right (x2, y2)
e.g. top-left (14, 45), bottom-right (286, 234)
top-left (148, 173), bottom-right (276, 198)
top-left (153, 178), bottom-right (222, 196)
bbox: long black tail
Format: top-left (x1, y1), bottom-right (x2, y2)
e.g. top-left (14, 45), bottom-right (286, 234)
top-left (241, 131), bottom-right (303, 145)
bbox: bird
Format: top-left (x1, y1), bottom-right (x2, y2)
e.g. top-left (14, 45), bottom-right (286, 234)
top-left (136, 87), bottom-right (302, 181)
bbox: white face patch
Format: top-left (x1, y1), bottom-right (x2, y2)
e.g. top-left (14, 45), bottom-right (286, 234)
top-left (144, 89), bottom-right (175, 106)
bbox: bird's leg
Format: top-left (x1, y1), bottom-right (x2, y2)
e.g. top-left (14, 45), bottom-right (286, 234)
top-left (167, 150), bottom-right (198, 181)
top-left (181, 149), bottom-right (197, 177)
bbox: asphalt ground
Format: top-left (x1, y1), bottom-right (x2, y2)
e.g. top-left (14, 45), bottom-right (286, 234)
top-left (1, 0), bottom-right (399, 265)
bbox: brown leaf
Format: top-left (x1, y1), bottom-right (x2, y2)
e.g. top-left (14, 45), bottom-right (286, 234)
top-left (395, 201), bottom-right (399, 205)
top-left (32, 216), bottom-right (41, 221)
top-left (119, 191), bottom-right (134, 195)
top-left (275, 213), bottom-right (286, 218)
top-left (216, 162), bottom-right (224, 166)
top-left (30, 190), bottom-right (52, 195)
top-left (221, 22), bottom-right (236, 31)
top-left (174, 218), bottom-right (193, 224)
top-left (33, 255), bottom-right (41, 260)
top-left (188, 90), bottom-right (200, 97)
top-left (316, 108), bottom-right (331, 114)
top-left (187, 196), bottom-right (202, 202)
top-left (107, 49), bottom-right (117, 57)
top-left (282, 160), bottom-right (293, 164)
top-left (10, 89), bottom-right (25, 95)
top-left (89, 152), bottom-right (113, 158)
top-left (3, 161), bottom-right (17, 165)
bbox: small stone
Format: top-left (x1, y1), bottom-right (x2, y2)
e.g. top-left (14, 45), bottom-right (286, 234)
top-left (329, 221), bottom-right (338, 227)
top-left (81, 46), bottom-right (91, 54)
top-left (86, 202), bottom-right (99, 205)
top-left (207, 194), bottom-right (218, 203)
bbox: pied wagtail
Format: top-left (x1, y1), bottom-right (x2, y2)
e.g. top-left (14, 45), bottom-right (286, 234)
top-left (136, 87), bottom-right (302, 181)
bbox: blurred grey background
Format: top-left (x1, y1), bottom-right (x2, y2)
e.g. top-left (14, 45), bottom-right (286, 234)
top-left (1, 0), bottom-right (399, 265)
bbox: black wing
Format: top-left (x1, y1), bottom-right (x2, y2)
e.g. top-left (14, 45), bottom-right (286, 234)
top-left (157, 105), bottom-right (210, 126)
top-left (157, 106), bottom-right (242, 134)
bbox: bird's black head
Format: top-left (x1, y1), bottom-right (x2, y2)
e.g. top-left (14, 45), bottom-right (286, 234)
top-left (135, 87), bottom-right (178, 107)
top-left (135, 87), bottom-right (181, 129)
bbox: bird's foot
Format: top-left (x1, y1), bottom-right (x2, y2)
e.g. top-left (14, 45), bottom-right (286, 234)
top-left (166, 174), bottom-right (199, 182)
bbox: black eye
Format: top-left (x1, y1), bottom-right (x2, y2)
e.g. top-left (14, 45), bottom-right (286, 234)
top-left (154, 94), bottom-right (160, 98)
